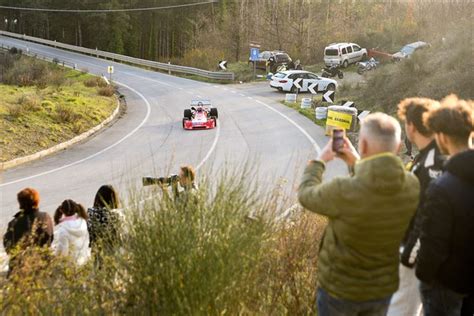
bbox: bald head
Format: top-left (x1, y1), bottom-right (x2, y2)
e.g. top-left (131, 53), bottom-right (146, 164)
top-left (359, 113), bottom-right (402, 157)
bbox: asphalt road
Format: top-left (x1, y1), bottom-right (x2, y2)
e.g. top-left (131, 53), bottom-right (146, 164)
top-left (0, 36), bottom-right (347, 239)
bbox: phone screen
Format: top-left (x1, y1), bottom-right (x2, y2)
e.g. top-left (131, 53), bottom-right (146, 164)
top-left (332, 129), bottom-right (345, 152)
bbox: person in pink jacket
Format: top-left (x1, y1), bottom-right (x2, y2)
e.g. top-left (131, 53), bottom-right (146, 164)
top-left (52, 199), bottom-right (91, 266)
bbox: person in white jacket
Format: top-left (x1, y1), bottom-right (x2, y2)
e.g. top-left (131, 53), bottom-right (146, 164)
top-left (52, 199), bottom-right (91, 266)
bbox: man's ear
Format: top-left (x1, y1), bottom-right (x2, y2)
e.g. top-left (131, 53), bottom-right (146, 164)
top-left (360, 138), bottom-right (368, 156)
top-left (396, 141), bottom-right (402, 154)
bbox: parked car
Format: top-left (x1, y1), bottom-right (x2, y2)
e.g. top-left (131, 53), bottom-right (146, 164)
top-left (249, 50), bottom-right (292, 72)
top-left (392, 41), bottom-right (430, 61)
top-left (270, 70), bottom-right (337, 93)
top-left (324, 43), bottom-right (367, 68)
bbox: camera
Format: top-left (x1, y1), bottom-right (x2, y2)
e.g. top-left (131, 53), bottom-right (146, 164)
top-left (142, 174), bottom-right (180, 186)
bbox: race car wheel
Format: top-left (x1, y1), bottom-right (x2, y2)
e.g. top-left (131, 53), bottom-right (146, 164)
top-left (184, 109), bottom-right (192, 119)
top-left (213, 117), bottom-right (217, 127)
top-left (182, 118), bottom-right (187, 128)
top-left (210, 108), bottom-right (218, 118)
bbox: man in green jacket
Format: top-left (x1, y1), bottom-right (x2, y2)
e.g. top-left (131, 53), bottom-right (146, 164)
top-left (298, 113), bottom-right (420, 316)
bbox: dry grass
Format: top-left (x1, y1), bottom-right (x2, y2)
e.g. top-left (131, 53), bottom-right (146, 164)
top-left (0, 171), bottom-right (327, 314)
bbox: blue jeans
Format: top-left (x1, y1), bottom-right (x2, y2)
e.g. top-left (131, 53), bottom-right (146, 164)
top-left (419, 282), bottom-right (466, 316)
top-left (317, 287), bottom-right (392, 316)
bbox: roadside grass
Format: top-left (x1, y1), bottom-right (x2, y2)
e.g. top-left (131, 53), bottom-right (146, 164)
top-left (0, 57), bottom-right (116, 162)
top-left (0, 169), bottom-right (326, 314)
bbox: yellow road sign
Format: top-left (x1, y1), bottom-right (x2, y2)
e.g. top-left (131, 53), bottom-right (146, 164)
top-left (326, 110), bottom-right (353, 130)
top-left (107, 66), bottom-right (114, 74)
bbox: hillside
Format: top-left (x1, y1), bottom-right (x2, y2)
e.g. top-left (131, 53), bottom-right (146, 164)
top-left (0, 55), bottom-right (116, 162)
top-left (339, 23), bottom-right (473, 113)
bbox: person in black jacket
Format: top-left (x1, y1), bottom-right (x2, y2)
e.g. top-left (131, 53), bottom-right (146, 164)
top-left (3, 188), bottom-right (53, 274)
top-left (87, 185), bottom-right (122, 250)
top-left (388, 98), bottom-right (445, 316)
top-left (416, 95), bottom-right (474, 316)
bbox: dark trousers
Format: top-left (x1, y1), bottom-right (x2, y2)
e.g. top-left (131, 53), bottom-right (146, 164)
top-left (420, 282), bottom-right (466, 316)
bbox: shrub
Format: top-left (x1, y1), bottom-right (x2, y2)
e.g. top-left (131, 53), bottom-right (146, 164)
top-left (17, 94), bottom-right (41, 112)
top-left (178, 47), bottom-right (226, 71)
top-left (55, 104), bottom-right (76, 123)
top-left (84, 77), bottom-right (108, 88)
top-left (98, 86), bottom-right (115, 97)
top-left (0, 169), bottom-right (325, 314)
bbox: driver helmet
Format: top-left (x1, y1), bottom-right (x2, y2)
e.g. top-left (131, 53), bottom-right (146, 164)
top-left (196, 102), bottom-right (204, 112)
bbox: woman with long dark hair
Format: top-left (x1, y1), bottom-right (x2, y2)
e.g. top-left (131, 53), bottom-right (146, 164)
top-left (87, 185), bottom-right (123, 249)
top-left (52, 199), bottom-right (90, 265)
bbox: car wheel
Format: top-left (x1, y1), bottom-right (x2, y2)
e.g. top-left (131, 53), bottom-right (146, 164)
top-left (326, 83), bottom-right (336, 92)
top-left (184, 109), bottom-right (192, 119)
top-left (361, 53), bottom-right (367, 61)
top-left (213, 117), bottom-right (217, 127)
top-left (342, 60), bottom-right (349, 68)
top-left (338, 72), bottom-right (344, 79)
top-left (210, 107), bottom-right (218, 118)
top-left (182, 118), bottom-right (187, 128)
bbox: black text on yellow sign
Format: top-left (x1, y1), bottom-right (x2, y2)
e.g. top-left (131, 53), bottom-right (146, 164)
top-left (326, 110), bottom-right (353, 130)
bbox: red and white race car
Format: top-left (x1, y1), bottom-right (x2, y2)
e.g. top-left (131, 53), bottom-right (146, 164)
top-left (182, 100), bottom-right (219, 130)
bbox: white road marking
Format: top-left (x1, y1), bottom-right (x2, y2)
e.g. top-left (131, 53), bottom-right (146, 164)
top-left (239, 93), bottom-right (246, 97)
top-left (196, 124), bottom-right (221, 171)
top-left (0, 81), bottom-right (150, 187)
top-left (255, 99), bottom-right (321, 154)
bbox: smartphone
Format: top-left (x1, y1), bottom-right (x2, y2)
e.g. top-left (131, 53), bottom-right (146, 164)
top-left (332, 129), bottom-right (345, 153)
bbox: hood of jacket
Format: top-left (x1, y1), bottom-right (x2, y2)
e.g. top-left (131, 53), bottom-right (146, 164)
top-left (354, 153), bottom-right (407, 194)
top-left (57, 217), bottom-right (88, 238)
top-left (445, 149), bottom-right (474, 185)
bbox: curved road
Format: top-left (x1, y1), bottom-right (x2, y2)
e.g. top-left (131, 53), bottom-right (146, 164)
top-left (0, 36), bottom-right (346, 235)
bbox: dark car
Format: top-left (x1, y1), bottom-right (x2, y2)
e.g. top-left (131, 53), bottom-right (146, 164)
top-left (249, 51), bottom-right (292, 72)
top-left (392, 41), bottom-right (430, 61)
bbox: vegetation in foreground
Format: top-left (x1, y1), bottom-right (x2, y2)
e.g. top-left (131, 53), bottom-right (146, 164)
top-left (0, 55), bottom-right (116, 162)
top-left (0, 170), bottom-right (326, 314)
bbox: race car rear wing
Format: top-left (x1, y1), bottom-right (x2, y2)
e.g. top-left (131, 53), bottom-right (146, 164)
top-left (190, 99), bottom-right (212, 106)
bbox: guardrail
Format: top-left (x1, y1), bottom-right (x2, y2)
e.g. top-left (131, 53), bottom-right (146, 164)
top-left (0, 30), bottom-right (234, 81)
top-left (0, 43), bottom-right (77, 69)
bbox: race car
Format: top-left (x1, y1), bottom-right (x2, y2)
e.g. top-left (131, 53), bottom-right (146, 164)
top-left (182, 100), bottom-right (219, 130)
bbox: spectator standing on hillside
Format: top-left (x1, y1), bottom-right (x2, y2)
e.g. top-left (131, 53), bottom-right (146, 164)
top-left (298, 113), bottom-right (419, 316)
top-left (3, 188), bottom-right (53, 274)
top-left (387, 98), bottom-right (445, 316)
top-left (52, 199), bottom-right (90, 266)
top-left (87, 185), bottom-right (123, 251)
top-left (416, 95), bottom-right (474, 316)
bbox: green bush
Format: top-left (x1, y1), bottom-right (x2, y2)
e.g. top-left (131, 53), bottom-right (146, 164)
top-left (0, 169), bottom-right (326, 314)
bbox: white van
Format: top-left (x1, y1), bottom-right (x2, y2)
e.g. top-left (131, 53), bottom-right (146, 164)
top-left (324, 43), bottom-right (367, 68)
